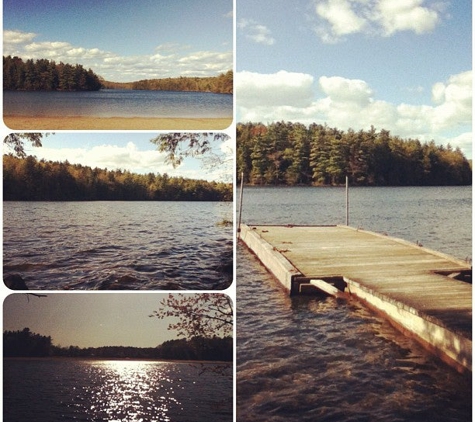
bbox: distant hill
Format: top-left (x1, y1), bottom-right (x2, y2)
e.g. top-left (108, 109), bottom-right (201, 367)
top-left (101, 70), bottom-right (233, 94)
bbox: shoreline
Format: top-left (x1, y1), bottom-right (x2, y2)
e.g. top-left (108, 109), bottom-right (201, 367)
top-left (3, 115), bottom-right (233, 130)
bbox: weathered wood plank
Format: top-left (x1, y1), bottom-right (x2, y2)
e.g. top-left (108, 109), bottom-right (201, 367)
top-left (239, 224), bottom-right (472, 372)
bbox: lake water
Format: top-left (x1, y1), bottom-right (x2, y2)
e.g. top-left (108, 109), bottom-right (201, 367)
top-left (3, 201), bottom-right (233, 290)
top-left (4, 358), bottom-right (232, 422)
top-left (237, 186), bottom-right (471, 421)
top-left (3, 90), bottom-right (233, 118)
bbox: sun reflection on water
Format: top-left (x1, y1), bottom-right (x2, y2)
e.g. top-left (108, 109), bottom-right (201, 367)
top-left (78, 360), bottom-right (181, 422)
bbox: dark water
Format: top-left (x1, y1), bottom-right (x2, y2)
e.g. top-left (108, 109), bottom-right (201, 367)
top-left (3, 201), bottom-right (233, 290)
top-left (4, 358), bottom-right (232, 422)
top-left (237, 186), bottom-right (471, 422)
top-left (3, 90), bottom-right (233, 118)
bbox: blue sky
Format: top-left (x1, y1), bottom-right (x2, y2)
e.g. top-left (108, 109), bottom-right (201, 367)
top-left (4, 132), bottom-right (234, 182)
top-left (3, 293), bottom-right (227, 348)
top-left (236, 0), bottom-right (472, 158)
top-left (3, 0), bottom-right (233, 82)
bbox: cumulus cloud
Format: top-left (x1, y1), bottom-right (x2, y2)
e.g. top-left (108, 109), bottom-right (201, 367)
top-left (430, 70), bottom-right (472, 130)
top-left (237, 70), bottom-right (314, 108)
top-left (238, 19), bottom-right (275, 45)
top-left (236, 70), bottom-right (472, 157)
top-left (3, 30), bottom-right (232, 81)
top-left (319, 76), bottom-right (374, 105)
top-left (313, 0), bottom-right (444, 42)
top-left (375, 0), bottom-right (440, 35)
top-left (315, 0), bottom-right (367, 37)
top-left (4, 29), bottom-right (37, 45)
top-left (29, 138), bottom-right (232, 182)
top-left (33, 143), bottom-right (169, 175)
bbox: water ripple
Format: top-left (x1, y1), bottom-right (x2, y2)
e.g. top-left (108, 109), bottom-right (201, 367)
top-left (3, 202), bottom-right (233, 290)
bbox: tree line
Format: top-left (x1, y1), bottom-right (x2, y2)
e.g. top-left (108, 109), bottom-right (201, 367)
top-left (3, 55), bottom-right (233, 94)
top-left (3, 55), bottom-right (102, 91)
top-left (237, 122), bottom-right (472, 186)
top-left (102, 70), bottom-right (233, 94)
top-left (4, 328), bottom-right (232, 361)
top-left (3, 155), bottom-right (232, 201)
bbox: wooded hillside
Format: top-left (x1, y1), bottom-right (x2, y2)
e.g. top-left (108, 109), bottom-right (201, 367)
top-left (102, 70), bottom-right (233, 94)
top-left (3, 155), bottom-right (232, 201)
top-left (237, 122), bottom-right (471, 186)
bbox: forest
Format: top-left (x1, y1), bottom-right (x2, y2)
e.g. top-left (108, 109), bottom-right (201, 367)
top-left (3, 155), bottom-right (232, 201)
top-left (237, 122), bottom-right (472, 186)
top-left (3, 56), bottom-right (232, 94)
top-left (101, 70), bottom-right (233, 94)
top-left (3, 328), bottom-right (232, 362)
top-left (3, 55), bottom-right (102, 91)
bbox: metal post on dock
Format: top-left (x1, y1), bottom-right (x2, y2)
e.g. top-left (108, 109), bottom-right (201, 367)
top-left (237, 172), bottom-right (244, 237)
top-left (345, 176), bottom-right (349, 226)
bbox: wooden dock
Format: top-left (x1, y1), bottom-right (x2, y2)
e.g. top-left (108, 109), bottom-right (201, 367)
top-left (239, 224), bottom-right (472, 372)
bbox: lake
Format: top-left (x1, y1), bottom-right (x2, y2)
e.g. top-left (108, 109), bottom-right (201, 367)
top-left (237, 186), bottom-right (471, 422)
top-left (3, 201), bottom-right (233, 290)
top-left (4, 358), bottom-right (233, 422)
top-left (3, 90), bottom-right (233, 118)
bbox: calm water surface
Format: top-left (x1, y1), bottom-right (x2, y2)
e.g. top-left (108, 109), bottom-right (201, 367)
top-left (237, 186), bottom-right (471, 422)
top-left (4, 358), bottom-right (232, 422)
top-left (3, 201), bottom-right (233, 290)
top-left (3, 90), bottom-right (233, 118)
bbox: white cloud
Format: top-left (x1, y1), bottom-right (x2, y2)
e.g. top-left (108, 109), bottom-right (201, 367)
top-left (319, 75), bottom-right (374, 105)
top-left (238, 19), bottom-right (275, 45)
top-left (3, 29), bottom-right (37, 45)
top-left (33, 144), bottom-right (169, 175)
top-left (237, 70), bottom-right (314, 108)
top-left (3, 30), bottom-right (232, 81)
top-left (430, 71), bottom-right (472, 130)
top-left (28, 139), bottom-right (232, 182)
top-left (315, 0), bottom-right (367, 37)
top-left (236, 70), bottom-right (472, 157)
top-left (376, 0), bottom-right (440, 36)
top-left (313, 0), bottom-right (444, 42)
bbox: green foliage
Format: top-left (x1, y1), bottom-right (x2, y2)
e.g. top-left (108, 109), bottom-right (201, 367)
top-left (3, 56), bottom-right (102, 91)
top-left (3, 155), bottom-right (232, 201)
top-left (237, 122), bottom-right (472, 186)
top-left (101, 70), bottom-right (233, 94)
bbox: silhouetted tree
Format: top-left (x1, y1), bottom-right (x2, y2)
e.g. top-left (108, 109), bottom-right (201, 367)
top-left (150, 293), bottom-right (233, 340)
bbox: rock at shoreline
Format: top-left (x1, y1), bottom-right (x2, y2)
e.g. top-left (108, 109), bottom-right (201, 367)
top-left (4, 274), bottom-right (29, 290)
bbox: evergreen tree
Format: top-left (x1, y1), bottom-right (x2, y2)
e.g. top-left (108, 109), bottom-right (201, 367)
top-left (237, 122), bottom-right (471, 187)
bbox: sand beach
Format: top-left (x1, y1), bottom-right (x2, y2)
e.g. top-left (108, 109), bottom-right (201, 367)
top-left (4, 115), bottom-right (233, 130)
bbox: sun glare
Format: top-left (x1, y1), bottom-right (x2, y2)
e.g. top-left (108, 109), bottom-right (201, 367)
top-left (82, 360), bottom-right (180, 422)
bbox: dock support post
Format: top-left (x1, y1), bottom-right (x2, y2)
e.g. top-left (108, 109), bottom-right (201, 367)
top-left (237, 172), bottom-right (244, 237)
top-left (345, 176), bottom-right (349, 226)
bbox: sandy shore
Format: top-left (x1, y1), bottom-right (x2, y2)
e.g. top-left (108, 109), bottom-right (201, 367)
top-left (3, 115), bottom-right (233, 130)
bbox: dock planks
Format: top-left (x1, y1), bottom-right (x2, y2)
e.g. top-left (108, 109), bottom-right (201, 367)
top-left (240, 224), bottom-right (472, 372)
